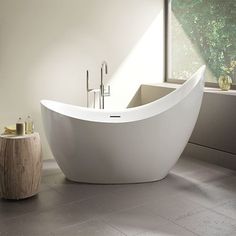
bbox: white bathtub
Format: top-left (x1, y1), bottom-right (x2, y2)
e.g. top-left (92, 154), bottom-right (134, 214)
top-left (41, 66), bottom-right (206, 183)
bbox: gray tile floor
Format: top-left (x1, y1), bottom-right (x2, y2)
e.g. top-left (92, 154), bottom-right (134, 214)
top-left (1, 156), bottom-right (236, 236)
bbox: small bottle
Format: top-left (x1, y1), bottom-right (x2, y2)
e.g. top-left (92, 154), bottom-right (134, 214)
top-left (218, 75), bottom-right (232, 91)
top-left (16, 117), bottom-right (25, 136)
top-left (25, 115), bottom-right (34, 134)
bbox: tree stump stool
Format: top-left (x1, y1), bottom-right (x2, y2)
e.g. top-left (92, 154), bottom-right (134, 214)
top-left (0, 133), bottom-right (42, 200)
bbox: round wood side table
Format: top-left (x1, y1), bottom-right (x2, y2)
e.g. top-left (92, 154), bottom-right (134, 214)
top-left (0, 133), bottom-right (42, 200)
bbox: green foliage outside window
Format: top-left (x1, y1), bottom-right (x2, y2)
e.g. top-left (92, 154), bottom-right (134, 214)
top-left (172, 0), bottom-right (236, 81)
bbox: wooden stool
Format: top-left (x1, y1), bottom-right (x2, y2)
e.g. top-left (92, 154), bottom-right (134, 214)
top-left (0, 133), bottom-right (42, 200)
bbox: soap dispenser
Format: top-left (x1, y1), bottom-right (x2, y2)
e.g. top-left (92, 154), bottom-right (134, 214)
top-left (25, 115), bottom-right (34, 134)
top-left (16, 117), bottom-right (25, 136)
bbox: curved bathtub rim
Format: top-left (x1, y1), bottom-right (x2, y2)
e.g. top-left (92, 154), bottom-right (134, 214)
top-left (41, 65), bottom-right (206, 124)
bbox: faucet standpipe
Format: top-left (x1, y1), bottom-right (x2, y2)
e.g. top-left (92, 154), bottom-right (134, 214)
top-left (100, 61), bottom-right (110, 109)
top-left (86, 70), bottom-right (93, 108)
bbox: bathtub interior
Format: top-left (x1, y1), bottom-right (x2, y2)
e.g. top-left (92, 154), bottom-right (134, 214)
top-left (127, 84), bottom-right (176, 108)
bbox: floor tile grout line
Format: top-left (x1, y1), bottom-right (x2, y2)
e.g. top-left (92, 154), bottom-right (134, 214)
top-left (168, 204), bottom-right (236, 236)
top-left (50, 216), bottom-right (128, 235)
top-left (0, 199), bottom-right (85, 224)
top-left (49, 218), bottom-right (101, 235)
top-left (1, 184), bottom-right (168, 225)
top-left (152, 211), bottom-right (202, 236)
top-left (171, 185), bottom-right (236, 223)
top-left (0, 192), bottom-right (110, 225)
top-left (1, 194), bottom-right (233, 224)
top-left (50, 185), bottom-right (173, 216)
top-left (146, 200), bottom-right (204, 236)
top-left (48, 184), bottom-right (142, 208)
top-left (208, 206), bottom-right (236, 223)
top-left (101, 206), bottom-right (201, 236)
top-left (100, 218), bottom-right (129, 236)
top-left (170, 220), bottom-right (202, 236)
top-left (97, 195), bottom-right (203, 236)
top-left (172, 187), bottom-right (236, 213)
top-left (185, 196), bottom-right (236, 216)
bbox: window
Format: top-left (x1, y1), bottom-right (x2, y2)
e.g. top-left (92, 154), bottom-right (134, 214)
top-left (166, 0), bottom-right (236, 88)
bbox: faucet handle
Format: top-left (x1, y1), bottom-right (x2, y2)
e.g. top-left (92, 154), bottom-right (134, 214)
top-left (103, 85), bottom-right (111, 97)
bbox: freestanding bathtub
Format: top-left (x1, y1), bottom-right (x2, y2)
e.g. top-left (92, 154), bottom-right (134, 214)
top-left (41, 65), bottom-right (206, 183)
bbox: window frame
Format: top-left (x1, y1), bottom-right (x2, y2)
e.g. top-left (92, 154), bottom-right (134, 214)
top-left (164, 0), bottom-right (236, 90)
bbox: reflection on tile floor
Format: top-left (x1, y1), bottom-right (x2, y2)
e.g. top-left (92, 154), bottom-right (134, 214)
top-left (1, 156), bottom-right (236, 236)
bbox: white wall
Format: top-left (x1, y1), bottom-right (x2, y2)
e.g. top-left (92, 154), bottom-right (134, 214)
top-left (0, 0), bottom-right (164, 159)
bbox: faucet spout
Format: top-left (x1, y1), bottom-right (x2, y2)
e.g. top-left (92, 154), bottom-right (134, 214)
top-left (101, 61), bottom-right (108, 74)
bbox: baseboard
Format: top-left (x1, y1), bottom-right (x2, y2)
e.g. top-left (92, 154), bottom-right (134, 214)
top-left (183, 142), bottom-right (236, 171)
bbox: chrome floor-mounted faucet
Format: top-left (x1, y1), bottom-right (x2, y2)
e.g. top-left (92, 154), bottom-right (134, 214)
top-left (86, 61), bottom-right (111, 109)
